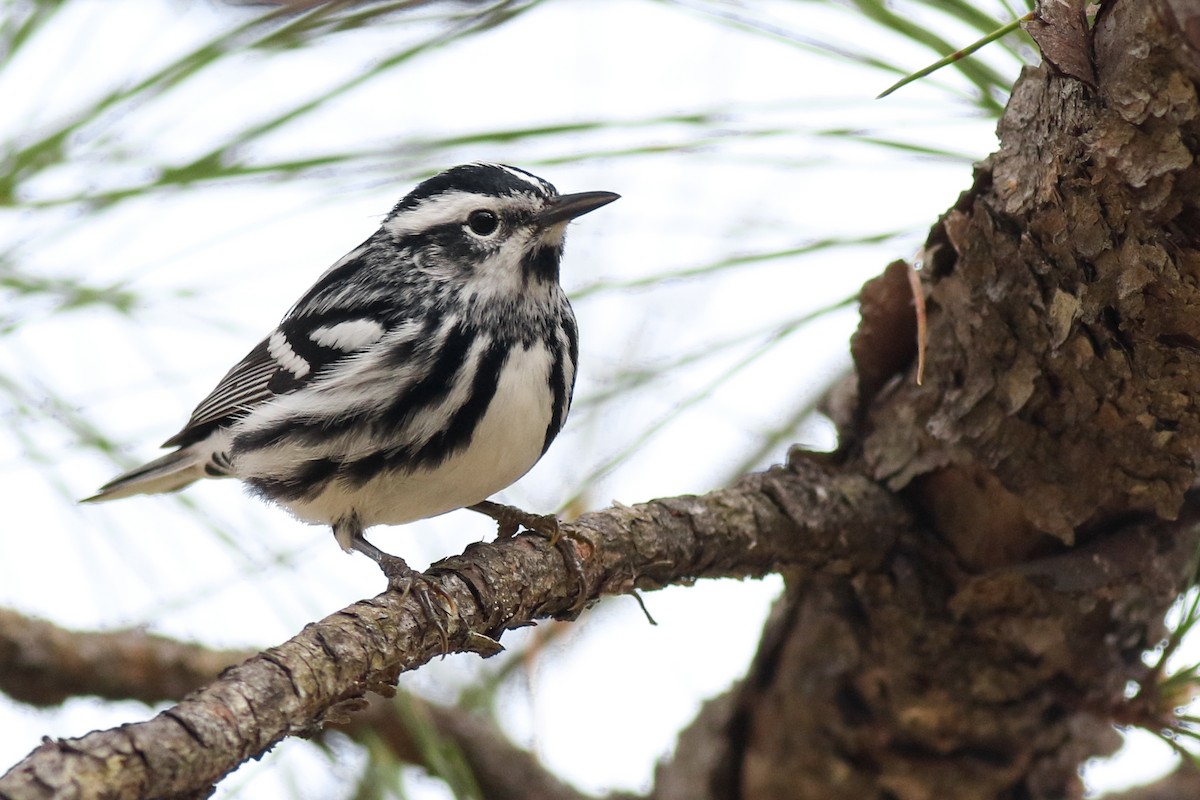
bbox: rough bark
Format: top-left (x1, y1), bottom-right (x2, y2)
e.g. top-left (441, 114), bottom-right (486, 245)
top-left (864, 0), bottom-right (1200, 548)
top-left (0, 606), bottom-right (602, 800)
top-left (653, 2), bottom-right (1200, 799)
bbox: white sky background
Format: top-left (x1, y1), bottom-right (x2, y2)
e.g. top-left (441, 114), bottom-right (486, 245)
top-left (0, 0), bottom-right (1182, 797)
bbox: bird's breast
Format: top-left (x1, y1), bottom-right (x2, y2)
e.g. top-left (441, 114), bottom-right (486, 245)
top-left (275, 340), bottom-right (561, 528)
top-left (456, 340), bottom-right (558, 492)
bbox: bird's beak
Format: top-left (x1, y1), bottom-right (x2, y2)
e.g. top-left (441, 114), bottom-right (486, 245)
top-left (536, 191), bottom-right (620, 227)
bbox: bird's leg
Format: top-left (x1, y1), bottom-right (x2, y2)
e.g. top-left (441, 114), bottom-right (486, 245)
top-left (469, 500), bottom-right (560, 541)
top-left (468, 501), bottom-right (591, 615)
top-left (333, 516), bottom-right (456, 648)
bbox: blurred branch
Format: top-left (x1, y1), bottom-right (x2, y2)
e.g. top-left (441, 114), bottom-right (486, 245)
top-left (0, 454), bottom-right (912, 798)
top-left (338, 694), bottom-right (615, 800)
top-left (0, 608), bottom-right (248, 708)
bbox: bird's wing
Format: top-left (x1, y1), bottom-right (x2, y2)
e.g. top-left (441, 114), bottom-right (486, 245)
top-left (162, 315), bottom-right (388, 448)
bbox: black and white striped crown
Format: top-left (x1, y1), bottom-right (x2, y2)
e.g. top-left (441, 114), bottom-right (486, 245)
top-left (389, 163), bottom-right (557, 219)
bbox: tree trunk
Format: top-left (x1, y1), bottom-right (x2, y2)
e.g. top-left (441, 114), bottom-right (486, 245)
top-left (656, 2), bottom-right (1200, 798)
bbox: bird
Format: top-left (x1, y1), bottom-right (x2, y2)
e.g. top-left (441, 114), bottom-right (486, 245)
top-left (85, 163), bottom-right (619, 585)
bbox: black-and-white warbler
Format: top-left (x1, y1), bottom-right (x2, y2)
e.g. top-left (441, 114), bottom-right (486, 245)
top-left (86, 163), bottom-right (618, 582)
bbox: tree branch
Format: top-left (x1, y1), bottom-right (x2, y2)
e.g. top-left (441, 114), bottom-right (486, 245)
top-left (0, 606), bottom-right (605, 800)
top-left (0, 609), bottom-right (250, 708)
top-left (0, 455), bottom-right (912, 800)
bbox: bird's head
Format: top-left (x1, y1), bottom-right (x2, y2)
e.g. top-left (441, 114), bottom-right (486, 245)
top-left (383, 163), bottom-right (618, 299)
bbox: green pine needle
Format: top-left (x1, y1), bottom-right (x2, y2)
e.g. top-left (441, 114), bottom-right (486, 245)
top-left (878, 12), bottom-right (1035, 100)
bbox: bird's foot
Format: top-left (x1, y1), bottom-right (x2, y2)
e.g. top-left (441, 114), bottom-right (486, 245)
top-left (469, 500), bottom-right (560, 541)
top-left (469, 500), bottom-right (592, 616)
top-left (344, 528), bottom-right (456, 650)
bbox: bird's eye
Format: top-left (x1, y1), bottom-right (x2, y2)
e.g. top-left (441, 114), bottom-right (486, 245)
top-left (466, 209), bottom-right (499, 236)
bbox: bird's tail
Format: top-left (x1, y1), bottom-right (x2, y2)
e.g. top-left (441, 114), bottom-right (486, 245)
top-left (82, 447), bottom-right (214, 503)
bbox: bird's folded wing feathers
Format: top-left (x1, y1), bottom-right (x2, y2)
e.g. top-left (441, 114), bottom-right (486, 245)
top-left (162, 316), bottom-right (388, 448)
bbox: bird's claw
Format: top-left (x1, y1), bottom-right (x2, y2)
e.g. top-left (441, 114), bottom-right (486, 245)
top-left (353, 543), bottom-right (457, 652)
top-left (469, 500), bottom-right (560, 541)
top-left (469, 501), bottom-right (593, 615)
